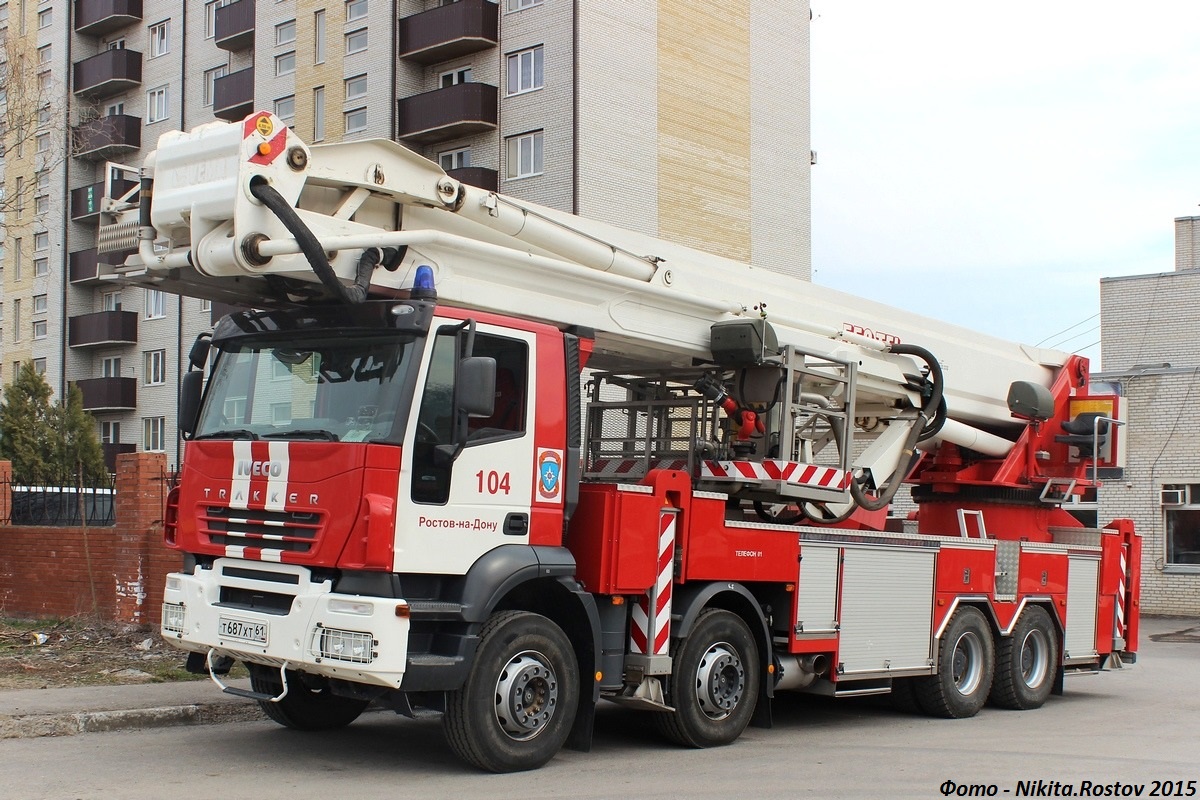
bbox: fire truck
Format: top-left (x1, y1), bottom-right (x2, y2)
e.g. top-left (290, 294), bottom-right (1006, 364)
top-left (100, 112), bottom-right (1139, 772)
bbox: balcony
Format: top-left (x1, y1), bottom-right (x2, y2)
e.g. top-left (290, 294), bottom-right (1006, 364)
top-left (396, 83), bottom-right (497, 145)
top-left (398, 0), bottom-right (498, 65)
top-left (71, 179), bottom-right (139, 222)
top-left (73, 48), bottom-right (142, 100)
top-left (77, 378), bottom-right (137, 412)
top-left (68, 310), bottom-right (138, 348)
top-left (447, 166), bottom-right (498, 193)
top-left (69, 247), bottom-right (134, 285)
top-left (215, 0), bottom-right (255, 52)
top-left (74, 0), bottom-right (142, 37)
top-left (213, 67), bottom-right (254, 122)
top-left (73, 114), bottom-right (142, 161)
top-left (101, 442), bottom-right (138, 472)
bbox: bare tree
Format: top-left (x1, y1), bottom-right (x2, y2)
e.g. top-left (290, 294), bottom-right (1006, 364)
top-left (0, 29), bottom-right (69, 227)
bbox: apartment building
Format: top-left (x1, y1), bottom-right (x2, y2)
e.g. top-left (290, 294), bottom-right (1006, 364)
top-left (1096, 216), bottom-right (1200, 615)
top-left (0, 0), bottom-right (811, 468)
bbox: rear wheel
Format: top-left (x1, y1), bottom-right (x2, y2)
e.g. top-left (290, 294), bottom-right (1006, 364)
top-left (989, 605), bottom-right (1058, 710)
top-left (914, 606), bottom-right (995, 719)
top-left (247, 664), bottom-right (369, 731)
top-left (443, 611), bottom-right (579, 773)
top-left (657, 609), bottom-right (760, 748)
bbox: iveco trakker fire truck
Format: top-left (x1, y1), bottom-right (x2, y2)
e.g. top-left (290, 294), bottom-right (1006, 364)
top-left (98, 112), bottom-right (1139, 772)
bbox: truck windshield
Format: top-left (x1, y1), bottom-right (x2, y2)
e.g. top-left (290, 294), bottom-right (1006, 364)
top-left (193, 334), bottom-right (418, 443)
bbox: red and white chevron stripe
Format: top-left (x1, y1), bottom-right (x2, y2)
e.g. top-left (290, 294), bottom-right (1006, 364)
top-left (700, 459), bottom-right (850, 490)
top-left (1114, 544), bottom-right (1128, 643)
top-left (629, 509), bottom-right (677, 656)
top-left (590, 458), bottom-right (689, 477)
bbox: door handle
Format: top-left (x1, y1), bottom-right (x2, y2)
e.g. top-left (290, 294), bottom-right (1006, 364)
top-left (503, 513), bottom-right (529, 537)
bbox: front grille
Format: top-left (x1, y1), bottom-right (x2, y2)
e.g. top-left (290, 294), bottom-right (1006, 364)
top-left (201, 506), bottom-right (324, 555)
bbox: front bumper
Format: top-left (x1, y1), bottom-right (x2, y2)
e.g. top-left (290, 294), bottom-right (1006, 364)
top-left (160, 558), bottom-right (410, 689)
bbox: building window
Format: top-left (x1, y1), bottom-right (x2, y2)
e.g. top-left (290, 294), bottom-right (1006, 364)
top-left (507, 46), bottom-right (544, 95)
top-left (439, 148), bottom-right (470, 171)
top-left (36, 132), bottom-right (49, 152)
top-left (11, 299), bottom-right (19, 342)
top-left (344, 108), bottom-right (367, 134)
top-left (144, 350), bottom-right (166, 385)
top-left (275, 51), bottom-right (296, 76)
top-left (101, 291), bottom-right (122, 312)
top-left (507, 0), bottom-right (542, 9)
top-left (145, 289), bottom-right (165, 319)
top-left (275, 19), bottom-right (296, 45)
top-left (441, 67), bottom-right (472, 88)
top-left (275, 95), bottom-right (295, 125)
top-left (35, 170), bottom-right (48, 192)
top-left (37, 44), bottom-right (51, 67)
top-left (105, 101), bottom-right (125, 116)
top-left (200, 298), bottom-right (212, 312)
top-left (506, 131), bottom-right (543, 179)
top-left (13, 238), bottom-right (21, 280)
top-left (32, 294), bottom-right (46, 314)
top-left (34, 231), bottom-right (48, 251)
top-left (271, 403), bottom-right (292, 425)
top-left (203, 66), bottom-right (227, 107)
top-left (345, 74), bottom-right (367, 101)
top-left (143, 417), bottom-right (166, 452)
top-left (1164, 484), bottom-right (1200, 567)
top-left (35, 195), bottom-right (48, 215)
top-left (314, 10), bottom-right (326, 64)
top-left (100, 421), bottom-right (120, 445)
top-left (102, 356), bottom-right (122, 377)
top-left (204, 0), bottom-right (229, 39)
top-left (346, 0), bottom-right (367, 22)
top-left (32, 320), bottom-right (46, 340)
top-left (37, 7), bottom-right (50, 28)
top-left (147, 86), bottom-right (169, 124)
top-left (32, 358), bottom-right (46, 376)
top-left (149, 21), bottom-right (170, 58)
top-left (107, 38), bottom-right (126, 50)
top-left (33, 257), bottom-right (48, 277)
top-left (345, 29), bottom-right (368, 55)
top-left (313, 86), bottom-right (325, 141)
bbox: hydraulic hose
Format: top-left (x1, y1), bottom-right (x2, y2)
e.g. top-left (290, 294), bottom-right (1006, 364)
top-left (848, 343), bottom-right (944, 512)
top-left (248, 177), bottom-right (376, 304)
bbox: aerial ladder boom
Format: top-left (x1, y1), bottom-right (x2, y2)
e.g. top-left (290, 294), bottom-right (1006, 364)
top-left (100, 113), bottom-right (1101, 513)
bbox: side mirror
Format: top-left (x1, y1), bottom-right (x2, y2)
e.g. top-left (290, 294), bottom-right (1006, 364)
top-left (179, 370), bottom-right (204, 438)
top-left (188, 333), bottom-right (212, 371)
top-left (457, 356), bottom-right (496, 418)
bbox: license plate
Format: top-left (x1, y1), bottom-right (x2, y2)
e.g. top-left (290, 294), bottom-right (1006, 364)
top-left (218, 616), bottom-right (269, 645)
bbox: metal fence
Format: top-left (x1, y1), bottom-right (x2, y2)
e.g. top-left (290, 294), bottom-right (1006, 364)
top-left (2, 473), bottom-right (118, 527)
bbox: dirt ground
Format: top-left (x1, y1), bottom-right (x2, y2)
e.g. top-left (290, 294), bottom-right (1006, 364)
top-left (0, 617), bottom-right (204, 690)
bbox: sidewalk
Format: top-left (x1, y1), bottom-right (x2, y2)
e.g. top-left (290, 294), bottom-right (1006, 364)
top-left (0, 678), bottom-right (265, 739)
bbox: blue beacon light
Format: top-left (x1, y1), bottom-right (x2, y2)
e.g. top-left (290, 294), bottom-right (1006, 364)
top-left (411, 265), bottom-right (437, 301)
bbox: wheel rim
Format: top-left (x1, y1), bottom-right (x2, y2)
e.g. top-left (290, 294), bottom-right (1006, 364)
top-left (950, 631), bottom-right (984, 696)
top-left (493, 650), bottom-right (558, 741)
top-left (694, 642), bottom-right (745, 721)
top-left (1019, 628), bottom-right (1051, 689)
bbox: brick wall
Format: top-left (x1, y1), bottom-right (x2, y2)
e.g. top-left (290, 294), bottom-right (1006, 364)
top-left (0, 453), bottom-right (182, 626)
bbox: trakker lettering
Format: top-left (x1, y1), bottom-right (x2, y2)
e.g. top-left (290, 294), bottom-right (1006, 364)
top-left (202, 487), bottom-right (319, 505)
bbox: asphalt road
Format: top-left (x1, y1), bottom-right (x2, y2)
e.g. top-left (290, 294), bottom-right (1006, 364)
top-left (2, 617), bottom-right (1197, 800)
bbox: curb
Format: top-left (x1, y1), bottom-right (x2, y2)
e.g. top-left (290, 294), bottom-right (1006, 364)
top-left (0, 701), bottom-right (267, 740)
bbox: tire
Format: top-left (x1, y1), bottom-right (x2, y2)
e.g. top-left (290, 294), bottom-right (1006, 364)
top-left (443, 611), bottom-right (579, 773)
top-left (248, 664), bottom-right (369, 731)
top-left (989, 605), bottom-right (1058, 710)
top-left (914, 606), bottom-right (995, 719)
top-left (657, 609), bottom-right (760, 748)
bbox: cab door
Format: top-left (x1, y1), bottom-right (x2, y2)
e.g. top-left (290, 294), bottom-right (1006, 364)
top-left (395, 319), bottom-right (536, 575)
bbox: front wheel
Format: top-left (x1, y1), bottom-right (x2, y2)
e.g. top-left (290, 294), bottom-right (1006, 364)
top-left (914, 606), bottom-right (995, 719)
top-left (989, 605), bottom-right (1058, 710)
top-left (657, 609), bottom-right (760, 748)
top-left (247, 665), bottom-right (369, 731)
top-left (444, 611), bottom-right (579, 773)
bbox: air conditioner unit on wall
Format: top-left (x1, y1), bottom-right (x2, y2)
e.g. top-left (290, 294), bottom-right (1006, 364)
top-left (1161, 487), bottom-right (1189, 506)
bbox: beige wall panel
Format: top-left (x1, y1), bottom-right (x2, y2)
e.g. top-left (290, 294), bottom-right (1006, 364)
top-left (657, 0), bottom-right (751, 263)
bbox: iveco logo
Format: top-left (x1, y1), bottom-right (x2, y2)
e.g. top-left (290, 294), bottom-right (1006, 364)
top-left (236, 459), bottom-right (284, 477)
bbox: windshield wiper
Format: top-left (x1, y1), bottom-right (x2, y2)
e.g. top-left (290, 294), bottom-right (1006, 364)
top-left (193, 429), bottom-right (259, 441)
top-left (263, 429), bottom-right (339, 441)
